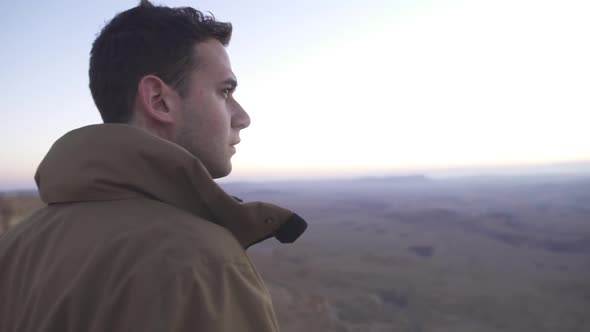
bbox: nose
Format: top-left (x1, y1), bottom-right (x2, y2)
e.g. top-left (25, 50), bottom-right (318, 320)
top-left (232, 100), bottom-right (251, 130)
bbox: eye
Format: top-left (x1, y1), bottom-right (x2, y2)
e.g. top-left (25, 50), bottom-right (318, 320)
top-left (222, 87), bottom-right (233, 98)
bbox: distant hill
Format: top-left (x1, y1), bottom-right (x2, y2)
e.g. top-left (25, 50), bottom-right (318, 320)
top-left (424, 160), bottom-right (590, 178)
top-left (358, 174), bottom-right (429, 183)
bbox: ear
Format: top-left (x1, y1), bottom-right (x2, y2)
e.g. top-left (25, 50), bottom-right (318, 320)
top-left (136, 75), bottom-right (180, 124)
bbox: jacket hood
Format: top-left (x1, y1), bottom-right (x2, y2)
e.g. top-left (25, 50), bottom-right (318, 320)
top-left (35, 124), bottom-right (306, 248)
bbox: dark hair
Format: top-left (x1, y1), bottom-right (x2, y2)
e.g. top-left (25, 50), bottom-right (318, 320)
top-left (89, 0), bottom-right (232, 123)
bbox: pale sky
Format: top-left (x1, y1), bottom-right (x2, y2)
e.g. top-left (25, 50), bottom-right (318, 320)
top-left (0, 0), bottom-right (589, 189)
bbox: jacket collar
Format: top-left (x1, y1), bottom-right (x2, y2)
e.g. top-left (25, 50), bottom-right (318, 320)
top-left (34, 124), bottom-right (306, 248)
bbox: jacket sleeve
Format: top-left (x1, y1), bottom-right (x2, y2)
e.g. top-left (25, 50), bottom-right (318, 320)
top-left (102, 258), bottom-right (280, 332)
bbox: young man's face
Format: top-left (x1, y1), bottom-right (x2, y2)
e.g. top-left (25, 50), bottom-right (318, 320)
top-left (172, 39), bottom-right (250, 178)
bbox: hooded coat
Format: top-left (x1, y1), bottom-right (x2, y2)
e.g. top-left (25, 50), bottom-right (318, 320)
top-left (0, 124), bottom-right (306, 332)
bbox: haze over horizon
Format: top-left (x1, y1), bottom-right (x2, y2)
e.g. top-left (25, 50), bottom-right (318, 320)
top-left (2, 159), bottom-right (590, 191)
top-left (1, 0), bottom-right (589, 190)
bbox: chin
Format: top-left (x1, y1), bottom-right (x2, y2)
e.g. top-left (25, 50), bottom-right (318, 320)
top-left (210, 163), bottom-right (232, 179)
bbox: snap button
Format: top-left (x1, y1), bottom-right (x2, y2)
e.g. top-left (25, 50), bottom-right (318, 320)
top-left (264, 218), bottom-right (274, 224)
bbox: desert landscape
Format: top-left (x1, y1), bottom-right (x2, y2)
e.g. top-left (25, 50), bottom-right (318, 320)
top-left (2, 174), bottom-right (589, 331)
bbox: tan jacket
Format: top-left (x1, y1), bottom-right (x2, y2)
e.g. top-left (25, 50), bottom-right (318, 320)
top-left (0, 124), bottom-right (306, 332)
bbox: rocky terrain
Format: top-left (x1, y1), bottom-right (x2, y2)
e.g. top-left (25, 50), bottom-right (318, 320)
top-left (227, 175), bottom-right (590, 332)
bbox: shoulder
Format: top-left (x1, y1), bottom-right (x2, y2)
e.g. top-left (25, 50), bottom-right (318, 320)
top-left (3, 197), bottom-right (251, 276)
top-left (101, 198), bottom-right (250, 267)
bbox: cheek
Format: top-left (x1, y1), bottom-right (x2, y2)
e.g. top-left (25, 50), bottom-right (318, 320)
top-left (204, 100), bottom-right (231, 133)
top-left (187, 93), bottom-right (228, 130)
top-left (204, 110), bottom-right (230, 132)
top-left (193, 100), bottom-right (231, 148)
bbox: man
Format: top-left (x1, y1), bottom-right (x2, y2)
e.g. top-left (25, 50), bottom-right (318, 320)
top-left (0, 1), bottom-right (306, 331)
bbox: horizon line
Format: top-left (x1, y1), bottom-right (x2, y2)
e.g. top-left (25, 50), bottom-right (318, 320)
top-left (2, 159), bottom-right (589, 192)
